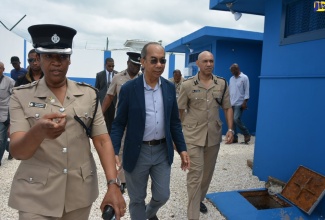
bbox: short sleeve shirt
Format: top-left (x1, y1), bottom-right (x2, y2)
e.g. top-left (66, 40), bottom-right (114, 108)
top-left (177, 73), bottom-right (231, 147)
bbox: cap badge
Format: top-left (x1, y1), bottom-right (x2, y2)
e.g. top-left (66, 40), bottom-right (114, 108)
top-left (51, 34), bottom-right (60, 44)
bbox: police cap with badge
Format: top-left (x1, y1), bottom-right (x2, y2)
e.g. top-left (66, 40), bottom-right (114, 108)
top-left (126, 52), bottom-right (141, 65)
top-left (28, 24), bottom-right (77, 54)
top-left (28, 24), bottom-right (98, 137)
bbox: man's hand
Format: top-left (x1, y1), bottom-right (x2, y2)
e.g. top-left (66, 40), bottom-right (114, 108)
top-left (225, 131), bottom-right (234, 144)
top-left (115, 155), bottom-right (121, 170)
top-left (100, 184), bottom-right (126, 220)
top-left (180, 151), bottom-right (190, 171)
top-left (241, 102), bottom-right (248, 110)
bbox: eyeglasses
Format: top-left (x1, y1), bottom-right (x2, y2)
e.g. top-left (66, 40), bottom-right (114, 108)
top-left (27, 58), bottom-right (37, 63)
top-left (148, 58), bottom-right (167, 65)
top-left (107, 65), bottom-right (115, 68)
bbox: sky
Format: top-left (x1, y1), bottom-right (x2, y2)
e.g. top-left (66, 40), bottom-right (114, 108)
top-left (0, 0), bottom-right (265, 51)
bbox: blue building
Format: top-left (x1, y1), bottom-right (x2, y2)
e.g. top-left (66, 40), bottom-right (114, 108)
top-left (212, 0), bottom-right (325, 215)
top-left (167, 0), bottom-right (325, 218)
top-left (165, 26), bottom-right (263, 134)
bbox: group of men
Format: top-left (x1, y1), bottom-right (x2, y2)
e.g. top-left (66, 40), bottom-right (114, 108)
top-left (0, 49), bottom-right (46, 165)
top-left (0, 23), bottom-right (251, 220)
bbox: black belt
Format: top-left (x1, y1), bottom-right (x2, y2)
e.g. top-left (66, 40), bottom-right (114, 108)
top-left (142, 138), bottom-right (166, 146)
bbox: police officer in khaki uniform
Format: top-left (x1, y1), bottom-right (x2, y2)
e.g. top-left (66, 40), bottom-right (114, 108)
top-left (101, 51), bottom-right (141, 193)
top-left (169, 69), bottom-right (184, 99)
top-left (8, 24), bottom-right (126, 220)
top-left (178, 51), bottom-right (234, 220)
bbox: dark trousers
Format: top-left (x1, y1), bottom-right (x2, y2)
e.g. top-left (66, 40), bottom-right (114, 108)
top-left (104, 104), bottom-right (115, 134)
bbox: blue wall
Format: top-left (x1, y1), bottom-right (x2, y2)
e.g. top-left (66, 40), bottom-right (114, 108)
top-left (214, 40), bottom-right (262, 135)
top-left (253, 0), bottom-right (325, 215)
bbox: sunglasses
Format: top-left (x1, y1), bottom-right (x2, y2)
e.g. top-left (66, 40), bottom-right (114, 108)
top-left (107, 65), bottom-right (115, 68)
top-left (149, 57), bottom-right (167, 65)
top-left (27, 58), bottom-right (37, 63)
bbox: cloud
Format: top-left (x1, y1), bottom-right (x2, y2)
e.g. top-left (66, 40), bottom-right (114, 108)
top-left (0, 0), bottom-right (264, 50)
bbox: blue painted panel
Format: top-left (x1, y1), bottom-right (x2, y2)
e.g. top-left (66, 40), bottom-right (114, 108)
top-left (214, 41), bottom-right (262, 134)
top-left (262, 1), bottom-right (325, 78)
top-left (253, 77), bottom-right (325, 215)
top-left (168, 54), bottom-right (176, 79)
top-left (207, 190), bottom-right (323, 220)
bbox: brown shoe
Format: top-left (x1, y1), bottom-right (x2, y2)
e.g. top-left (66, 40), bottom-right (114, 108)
top-left (244, 135), bottom-right (251, 143)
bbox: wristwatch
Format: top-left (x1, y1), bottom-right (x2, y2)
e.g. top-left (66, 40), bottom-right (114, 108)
top-left (228, 129), bottom-right (234, 134)
top-left (107, 178), bottom-right (121, 187)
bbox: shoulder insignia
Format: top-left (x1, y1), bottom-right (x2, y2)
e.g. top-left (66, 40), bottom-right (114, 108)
top-left (14, 80), bottom-right (39, 90)
top-left (214, 76), bottom-right (227, 85)
top-left (216, 76), bottom-right (225, 80)
top-left (184, 76), bottom-right (194, 80)
top-left (183, 76), bottom-right (199, 86)
top-left (77, 82), bottom-right (99, 92)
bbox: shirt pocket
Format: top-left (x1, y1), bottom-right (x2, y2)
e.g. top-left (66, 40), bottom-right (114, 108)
top-left (0, 88), bottom-right (9, 99)
top-left (24, 107), bottom-right (51, 126)
top-left (81, 160), bottom-right (97, 182)
top-left (73, 107), bottom-right (93, 128)
top-left (16, 163), bottom-right (49, 186)
top-left (183, 121), bottom-right (198, 129)
top-left (212, 92), bottom-right (223, 107)
top-left (189, 92), bottom-right (206, 110)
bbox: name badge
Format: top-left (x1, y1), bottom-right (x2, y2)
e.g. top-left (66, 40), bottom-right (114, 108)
top-left (29, 102), bottom-right (47, 109)
top-left (192, 90), bottom-right (200, 93)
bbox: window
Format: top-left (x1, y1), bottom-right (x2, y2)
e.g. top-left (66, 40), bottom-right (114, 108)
top-left (280, 0), bottom-right (325, 45)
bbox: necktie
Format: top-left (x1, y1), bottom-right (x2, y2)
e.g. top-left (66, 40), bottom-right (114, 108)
top-left (108, 72), bottom-right (111, 84)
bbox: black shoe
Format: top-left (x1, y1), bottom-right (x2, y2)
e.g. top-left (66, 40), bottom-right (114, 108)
top-left (8, 153), bottom-right (13, 160)
top-left (244, 135), bottom-right (251, 143)
top-left (232, 139), bottom-right (238, 143)
top-left (148, 214), bottom-right (159, 220)
top-left (200, 202), bottom-right (208, 213)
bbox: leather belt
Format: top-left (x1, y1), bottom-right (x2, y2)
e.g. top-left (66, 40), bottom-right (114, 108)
top-left (142, 138), bottom-right (166, 146)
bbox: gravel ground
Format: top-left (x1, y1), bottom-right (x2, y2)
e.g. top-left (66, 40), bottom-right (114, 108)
top-left (0, 135), bottom-right (265, 220)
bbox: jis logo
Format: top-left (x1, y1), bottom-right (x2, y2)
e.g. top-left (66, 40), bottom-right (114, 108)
top-left (314, 1), bottom-right (325, 12)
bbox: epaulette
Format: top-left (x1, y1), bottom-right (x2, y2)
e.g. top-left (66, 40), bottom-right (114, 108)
top-left (14, 80), bottom-right (39, 90)
top-left (184, 76), bottom-right (199, 85)
top-left (77, 82), bottom-right (99, 92)
top-left (214, 76), bottom-right (227, 85)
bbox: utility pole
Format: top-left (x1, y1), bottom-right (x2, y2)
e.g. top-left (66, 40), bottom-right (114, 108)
top-left (106, 38), bottom-right (109, 51)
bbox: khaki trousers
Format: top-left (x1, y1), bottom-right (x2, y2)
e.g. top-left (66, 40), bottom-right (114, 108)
top-left (19, 205), bottom-right (92, 220)
top-left (187, 143), bottom-right (220, 220)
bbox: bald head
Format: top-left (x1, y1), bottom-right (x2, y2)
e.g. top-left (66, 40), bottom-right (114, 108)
top-left (0, 62), bottom-right (4, 76)
top-left (230, 63), bottom-right (240, 76)
top-left (198, 51), bottom-right (213, 61)
top-left (196, 51), bottom-right (214, 76)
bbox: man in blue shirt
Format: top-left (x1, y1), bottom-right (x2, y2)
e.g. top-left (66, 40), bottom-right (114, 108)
top-left (10, 56), bottom-right (27, 81)
top-left (229, 63), bottom-right (251, 143)
top-left (111, 42), bottom-right (190, 220)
